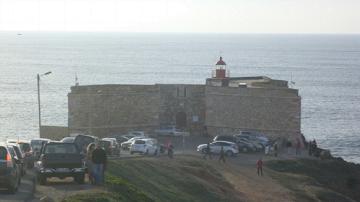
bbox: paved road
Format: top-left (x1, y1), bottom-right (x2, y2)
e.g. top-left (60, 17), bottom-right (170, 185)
top-left (0, 170), bottom-right (35, 202)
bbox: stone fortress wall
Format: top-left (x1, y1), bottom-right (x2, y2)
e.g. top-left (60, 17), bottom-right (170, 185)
top-left (67, 58), bottom-right (302, 140)
top-left (68, 85), bottom-right (161, 137)
top-left (205, 85), bottom-right (301, 139)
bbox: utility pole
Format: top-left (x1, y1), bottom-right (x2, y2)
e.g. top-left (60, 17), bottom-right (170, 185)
top-left (37, 71), bottom-right (52, 137)
top-left (37, 74), bottom-right (41, 136)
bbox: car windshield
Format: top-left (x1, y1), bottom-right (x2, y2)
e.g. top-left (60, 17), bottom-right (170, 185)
top-left (0, 147), bottom-right (7, 160)
top-left (45, 144), bottom-right (78, 154)
top-left (19, 143), bottom-right (31, 152)
top-left (62, 137), bottom-right (75, 143)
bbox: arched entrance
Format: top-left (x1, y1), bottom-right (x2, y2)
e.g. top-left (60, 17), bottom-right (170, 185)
top-left (175, 112), bottom-right (187, 129)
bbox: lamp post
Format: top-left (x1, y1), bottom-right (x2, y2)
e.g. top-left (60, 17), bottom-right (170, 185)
top-left (37, 71), bottom-right (52, 136)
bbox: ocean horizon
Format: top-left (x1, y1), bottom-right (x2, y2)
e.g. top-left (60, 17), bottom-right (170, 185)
top-left (0, 32), bottom-right (359, 163)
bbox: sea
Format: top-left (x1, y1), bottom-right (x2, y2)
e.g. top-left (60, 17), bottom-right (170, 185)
top-left (0, 32), bottom-right (359, 163)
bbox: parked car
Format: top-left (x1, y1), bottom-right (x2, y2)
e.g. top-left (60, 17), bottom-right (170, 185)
top-left (102, 138), bottom-right (120, 156)
top-left (236, 140), bottom-right (257, 152)
top-left (236, 137), bottom-right (264, 151)
top-left (7, 140), bottom-right (34, 169)
top-left (213, 135), bottom-right (237, 143)
top-left (121, 137), bottom-right (143, 150)
top-left (235, 131), bottom-right (269, 146)
top-left (31, 138), bottom-right (51, 160)
top-left (197, 141), bottom-right (239, 156)
top-left (214, 135), bottom-right (258, 152)
top-left (130, 138), bottom-right (158, 155)
top-left (8, 144), bottom-right (26, 176)
top-left (36, 142), bottom-right (86, 185)
top-left (0, 143), bottom-right (22, 194)
top-left (155, 126), bottom-right (189, 136)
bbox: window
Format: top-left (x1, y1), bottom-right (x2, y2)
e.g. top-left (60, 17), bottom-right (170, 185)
top-left (19, 143), bottom-right (31, 152)
top-left (134, 140), bottom-right (146, 144)
top-left (0, 147), bottom-right (7, 160)
top-left (45, 144), bottom-right (77, 154)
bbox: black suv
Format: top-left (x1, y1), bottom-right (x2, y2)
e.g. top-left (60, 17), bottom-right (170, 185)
top-left (36, 142), bottom-right (86, 185)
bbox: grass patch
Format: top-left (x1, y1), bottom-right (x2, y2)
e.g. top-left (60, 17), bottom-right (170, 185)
top-left (62, 192), bottom-right (119, 202)
top-left (266, 158), bottom-right (360, 202)
top-left (64, 155), bottom-right (239, 202)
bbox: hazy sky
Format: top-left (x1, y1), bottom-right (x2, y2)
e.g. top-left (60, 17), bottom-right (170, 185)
top-left (0, 0), bottom-right (359, 33)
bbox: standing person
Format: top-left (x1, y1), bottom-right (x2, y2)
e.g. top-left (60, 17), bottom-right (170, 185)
top-left (86, 143), bottom-right (96, 184)
top-left (203, 143), bottom-right (212, 160)
top-left (312, 139), bottom-right (318, 157)
top-left (295, 139), bottom-right (301, 156)
top-left (273, 142), bottom-right (278, 157)
top-left (256, 158), bottom-right (263, 176)
top-left (286, 140), bottom-right (292, 154)
top-left (218, 146), bottom-right (226, 163)
top-left (92, 144), bottom-right (107, 185)
top-left (167, 143), bottom-right (174, 159)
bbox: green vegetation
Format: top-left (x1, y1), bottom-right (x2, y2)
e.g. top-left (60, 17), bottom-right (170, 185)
top-left (63, 155), bottom-right (240, 202)
top-left (266, 158), bottom-right (360, 202)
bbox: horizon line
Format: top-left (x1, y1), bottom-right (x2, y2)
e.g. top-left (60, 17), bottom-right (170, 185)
top-left (1, 30), bottom-right (360, 35)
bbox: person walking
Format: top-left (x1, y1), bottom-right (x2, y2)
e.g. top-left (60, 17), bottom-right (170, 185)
top-left (86, 143), bottom-right (96, 184)
top-left (203, 143), bottom-right (212, 160)
top-left (218, 146), bottom-right (226, 163)
top-left (92, 144), bottom-right (107, 185)
top-left (256, 158), bottom-right (263, 176)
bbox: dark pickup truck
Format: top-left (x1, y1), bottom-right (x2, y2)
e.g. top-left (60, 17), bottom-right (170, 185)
top-left (36, 142), bottom-right (86, 185)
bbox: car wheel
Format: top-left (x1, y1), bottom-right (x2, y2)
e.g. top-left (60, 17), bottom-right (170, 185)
top-left (145, 149), bottom-right (149, 155)
top-left (226, 150), bottom-right (234, 157)
top-left (201, 148), bottom-right (207, 154)
top-left (74, 174), bottom-right (85, 184)
top-left (154, 149), bottom-right (158, 156)
top-left (38, 174), bottom-right (46, 185)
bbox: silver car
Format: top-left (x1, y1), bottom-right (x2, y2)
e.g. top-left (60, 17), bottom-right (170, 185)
top-left (197, 141), bottom-right (239, 156)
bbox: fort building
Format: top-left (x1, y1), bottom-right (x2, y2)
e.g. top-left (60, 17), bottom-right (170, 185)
top-left (68, 57), bottom-right (301, 139)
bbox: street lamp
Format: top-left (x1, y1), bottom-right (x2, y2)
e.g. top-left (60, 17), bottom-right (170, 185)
top-left (37, 71), bottom-right (52, 136)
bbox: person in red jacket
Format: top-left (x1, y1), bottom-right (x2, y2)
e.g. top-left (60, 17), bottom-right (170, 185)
top-left (256, 158), bottom-right (263, 176)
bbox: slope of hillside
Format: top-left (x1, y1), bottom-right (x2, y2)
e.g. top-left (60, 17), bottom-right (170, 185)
top-left (64, 155), bottom-right (245, 202)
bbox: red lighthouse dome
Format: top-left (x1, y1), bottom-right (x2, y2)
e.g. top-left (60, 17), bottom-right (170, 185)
top-left (214, 56), bottom-right (227, 79)
top-left (216, 56), bottom-right (226, 66)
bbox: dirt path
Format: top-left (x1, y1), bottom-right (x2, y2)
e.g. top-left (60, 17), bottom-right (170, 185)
top-left (30, 177), bottom-right (105, 202)
top-left (203, 153), bottom-right (297, 202)
top-left (211, 147), bottom-right (317, 202)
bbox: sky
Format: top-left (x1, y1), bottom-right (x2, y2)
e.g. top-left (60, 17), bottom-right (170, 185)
top-left (0, 0), bottom-right (359, 33)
